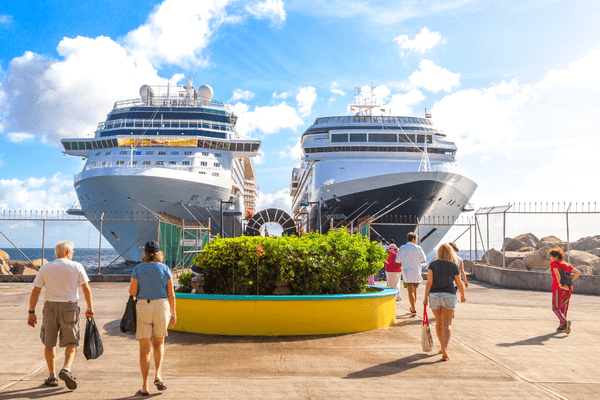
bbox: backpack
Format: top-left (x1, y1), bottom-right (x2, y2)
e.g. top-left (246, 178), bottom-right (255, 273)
top-left (553, 261), bottom-right (572, 288)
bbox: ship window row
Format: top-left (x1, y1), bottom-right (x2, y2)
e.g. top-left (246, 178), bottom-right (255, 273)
top-left (107, 106), bottom-right (229, 121)
top-left (315, 116), bottom-right (432, 125)
top-left (100, 118), bottom-right (233, 131)
top-left (63, 138), bottom-right (259, 153)
top-left (99, 129), bottom-right (228, 139)
top-left (331, 133), bottom-right (432, 143)
top-left (307, 126), bottom-right (439, 135)
top-left (86, 160), bottom-right (221, 169)
top-left (304, 146), bottom-right (454, 154)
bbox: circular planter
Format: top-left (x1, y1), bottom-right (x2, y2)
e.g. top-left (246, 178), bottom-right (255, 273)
top-left (172, 285), bottom-right (398, 336)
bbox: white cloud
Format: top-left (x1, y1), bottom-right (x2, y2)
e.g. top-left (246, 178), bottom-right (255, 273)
top-left (6, 132), bottom-right (35, 143)
top-left (230, 88), bottom-right (255, 102)
top-left (1, 37), bottom-right (165, 145)
top-left (123, 0), bottom-right (233, 68)
top-left (296, 86), bottom-right (317, 117)
top-left (245, 0), bottom-right (286, 27)
top-left (480, 156), bottom-right (491, 164)
top-left (0, 173), bottom-right (76, 210)
top-left (379, 89), bottom-right (425, 116)
top-left (330, 82), bottom-right (345, 96)
top-left (394, 27), bottom-right (446, 58)
top-left (278, 137), bottom-right (302, 162)
top-left (273, 91), bottom-right (292, 99)
top-left (0, 14), bottom-right (13, 25)
top-left (255, 188), bottom-right (291, 213)
top-left (253, 150), bottom-right (266, 165)
top-left (232, 102), bottom-right (304, 137)
top-left (408, 60), bottom-right (460, 93)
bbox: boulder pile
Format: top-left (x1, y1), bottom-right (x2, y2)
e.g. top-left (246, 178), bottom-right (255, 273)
top-left (0, 252), bottom-right (47, 276)
top-left (483, 233), bottom-right (600, 275)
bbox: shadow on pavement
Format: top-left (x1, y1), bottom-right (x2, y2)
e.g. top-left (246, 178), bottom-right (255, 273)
top-left (165, 329), bottom-right (350, 345)
top-left (0, 386), bottom-right (68, 399)
top-left (496, 331), bottom-right (566, 347)
top-left (343, 353), bottom-right (435, 379)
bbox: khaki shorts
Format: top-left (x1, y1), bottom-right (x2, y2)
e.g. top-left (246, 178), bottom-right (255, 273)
top-left (136, 298), bottom-right (170, 340)
top-left (403, 282), bottom-right (420, 288)
top-left (40, 301), bottom-right (80, 349)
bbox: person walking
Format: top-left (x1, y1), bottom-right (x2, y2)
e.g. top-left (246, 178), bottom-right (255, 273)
top-left (423, 243), bottom-right (466, 361)
top-left (395, 232), bottom-right (427, 316)
top-left (548, 247), bottom-right (581, 334)
top-left (27, 241), bottom-right (94, 390)
top-left (385, 243), bottom-right (403, 301)
top-left (128, 241), bottom-right (177, 396)
top-left (448, 242), bottom-right (469, 288)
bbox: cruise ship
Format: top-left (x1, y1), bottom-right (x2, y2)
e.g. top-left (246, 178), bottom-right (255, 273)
top-left (290, 89), bottom-right (477, 255)
top-left (61, 79), bottom-right (260, 263)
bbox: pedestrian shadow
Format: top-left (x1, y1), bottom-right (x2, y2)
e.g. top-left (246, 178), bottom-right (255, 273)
top-left (496, 332), bottom-right (566, 347)
top-left (343, 353), bottom-right (435, 379)
top-left (0, 386), bottom-right (67, 399)
top-left (101, 319), bottom-right (138, 340)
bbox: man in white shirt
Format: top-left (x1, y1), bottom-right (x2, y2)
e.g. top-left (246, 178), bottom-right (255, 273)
top-left (395, 232), bottom-right (427, 316)
top-left (28, 241), bottom-right (94, 390)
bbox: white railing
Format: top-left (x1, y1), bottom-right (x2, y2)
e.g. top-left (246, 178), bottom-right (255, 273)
top-left (97, 118), bottom-right (232, 133)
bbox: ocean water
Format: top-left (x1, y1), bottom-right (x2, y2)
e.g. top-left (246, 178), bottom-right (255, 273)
top-left (1, 247), bottom-right (133, 275)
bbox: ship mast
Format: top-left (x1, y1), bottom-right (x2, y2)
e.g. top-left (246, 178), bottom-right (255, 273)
top-left (350, 83), bottom-right (379, 116)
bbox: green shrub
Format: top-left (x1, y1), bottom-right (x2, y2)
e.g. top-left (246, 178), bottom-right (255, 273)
top-left (176, 271), bottom-right (195, 293)
top-left (192, 228), bottom-right (386, 295)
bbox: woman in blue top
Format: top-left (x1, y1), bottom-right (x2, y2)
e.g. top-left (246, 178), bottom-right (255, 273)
top-left (423, 243), bottom-right (466, 361)
top-left (128, 241), bottom-right (176, 396)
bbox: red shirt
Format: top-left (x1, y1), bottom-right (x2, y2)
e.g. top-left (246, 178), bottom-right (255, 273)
top-left (385, 250), bottom-right (402, 272)
top-left (551, 260), bottom-right (573, 291)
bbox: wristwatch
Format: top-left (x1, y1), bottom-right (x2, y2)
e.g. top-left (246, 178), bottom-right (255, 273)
top-left (28, 310), bottom-right (35, 314)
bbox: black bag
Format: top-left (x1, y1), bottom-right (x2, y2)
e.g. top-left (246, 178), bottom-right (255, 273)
top-left (554, 261), bottom-right (572, 287)
top-left (83, 317), bottom-right (104, 360)
top-left (119, 295), bottom-right (137, 335)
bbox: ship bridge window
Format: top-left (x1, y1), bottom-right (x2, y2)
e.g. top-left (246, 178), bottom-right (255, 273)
top-left (369, 133), bottom-right (397, 142)
top-left (63, 142), bottom-right (71, 150)
top-left (251, 143), bottom-right (259, 152)
top-left (399, 134), bottom-right (414, 142)
top-left (85, 142), bottom-right (92, 150)
top-left (416, 134), bottom-right (432, 143)
top-left (331, 133), bottom-right (348, 142)
top-left (350, 133), bottom-right (367, 142)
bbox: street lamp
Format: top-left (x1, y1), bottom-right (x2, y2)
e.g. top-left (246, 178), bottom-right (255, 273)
top-left (299, 199), bottom-right (328, 233)
top-left (219, 196), bottom-right (243, 238)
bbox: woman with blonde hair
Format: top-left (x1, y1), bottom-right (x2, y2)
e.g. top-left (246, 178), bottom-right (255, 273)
top-left (128, 241), bottom-right (176, 396)
top-left (423, 243), bottom-right (466, 361)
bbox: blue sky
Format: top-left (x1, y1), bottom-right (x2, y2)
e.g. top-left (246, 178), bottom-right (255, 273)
top-left (1, 0), bottom-right (600, 219)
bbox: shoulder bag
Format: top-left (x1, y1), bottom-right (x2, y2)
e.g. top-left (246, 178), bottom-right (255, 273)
top-left (553, 261), bottom-right (572, 288)
top-left (421, 304), bottom-right (433, 352)
top-left (119, 295), bottom-right (138, 335)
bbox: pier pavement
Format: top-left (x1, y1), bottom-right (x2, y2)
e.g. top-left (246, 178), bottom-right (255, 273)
top-left (0, 280), bottom-right (598, 399)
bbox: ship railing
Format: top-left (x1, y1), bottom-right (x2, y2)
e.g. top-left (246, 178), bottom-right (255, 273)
top-left (96, 118), bottom-right (233, 133)
top-left (111, 96), bottom-right (228, 111)
top-left (80, 162), bottom-right (201, 175)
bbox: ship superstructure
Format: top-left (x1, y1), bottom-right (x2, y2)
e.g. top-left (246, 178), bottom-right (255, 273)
top-left (62, 79), bottom-right (260, 263)
top-left (290, 87), bottom-right (476, 255)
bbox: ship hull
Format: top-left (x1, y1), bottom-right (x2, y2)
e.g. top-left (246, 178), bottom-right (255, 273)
top-left (75, 172), bottom-right (238, 263)
top-left (307, 171), bottom-right (477, 255)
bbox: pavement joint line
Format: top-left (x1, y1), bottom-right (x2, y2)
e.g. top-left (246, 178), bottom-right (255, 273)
top-left (0, 349), bottom-right (68, 392)
top-left (397, 303), bottom-right (569, 400)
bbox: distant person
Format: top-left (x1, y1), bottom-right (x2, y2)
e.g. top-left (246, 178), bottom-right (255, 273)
top-left (548, 248), bottom-right (581, 334)
top-left (27, 241), bottom-right (94, 390)
top-left (384, 243), bottom-right (403, 301)
top-left (448, 242), bottom-right (469, 288)
top-left (395, 232), bottom-right (427, 316)
top-left (423, 243), bottom-right (466, 361)
top-left (128, 241), bottom-right (177, 396)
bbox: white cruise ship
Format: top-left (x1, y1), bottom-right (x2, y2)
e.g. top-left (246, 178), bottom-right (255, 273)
top-left (62, 79), bottom-right (260, 263)
top-left (290, 90), bottom-right (477, 255)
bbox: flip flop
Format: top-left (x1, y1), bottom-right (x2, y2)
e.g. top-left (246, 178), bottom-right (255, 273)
top-left (136, 389), bottom-right (150, 396)
top-left (154, 379), bottom-right (167, 390)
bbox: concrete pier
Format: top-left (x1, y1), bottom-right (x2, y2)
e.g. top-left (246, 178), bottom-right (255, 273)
top-left (1, 280), bottom-right (598, 399)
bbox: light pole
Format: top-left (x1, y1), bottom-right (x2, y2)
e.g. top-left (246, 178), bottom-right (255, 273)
top-left (220, 197), bottom-right (243, 238)
top-left (300, 200), bottom-right (328, 233)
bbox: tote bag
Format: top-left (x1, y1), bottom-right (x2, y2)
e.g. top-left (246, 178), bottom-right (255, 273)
top-left (83, 317), bottom-right (104, 360)
top-left (421, 304), bottom-right (433, 352)
top-left (119, 295), bottom-right (137, 335)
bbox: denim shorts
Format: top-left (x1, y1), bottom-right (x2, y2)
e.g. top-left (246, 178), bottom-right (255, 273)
top-left (428, 292), bottom-right (457, 310)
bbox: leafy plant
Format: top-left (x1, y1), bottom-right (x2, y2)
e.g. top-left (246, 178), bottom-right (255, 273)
top-left (192, 228), bottom-right (386, 295)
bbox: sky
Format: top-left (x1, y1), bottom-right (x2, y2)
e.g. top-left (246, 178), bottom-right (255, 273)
top-left (1, 0), bottom-right (600, 244)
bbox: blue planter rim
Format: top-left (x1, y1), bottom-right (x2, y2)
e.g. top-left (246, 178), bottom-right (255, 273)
top-left (176, 285), bottom-right (398, 301)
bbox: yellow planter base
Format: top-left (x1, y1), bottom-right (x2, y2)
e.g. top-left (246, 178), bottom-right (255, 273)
top-left (172, 286), bottom-right (397, 336)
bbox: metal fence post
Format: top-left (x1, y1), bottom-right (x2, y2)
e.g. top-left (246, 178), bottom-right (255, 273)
top-left (98, 212), bottom-right (104, 274)
top-left (41, 218), bottom-right (46, 264)
top-left (502, 208), bottom-right (506, 269)
top-left (566, 203), bottom-right (571, 264)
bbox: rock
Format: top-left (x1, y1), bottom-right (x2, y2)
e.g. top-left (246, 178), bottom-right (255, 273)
top-left (515, 246), bottom-right (536, 253)
top-left (590, 248), bottom-right (600, 258)
top-left (514, 233), bottom-right (539, 248)
top-left (482, 248), bottom-right (529, 268)
top-left (8, 259), bottom-right (48, 274)
top-left (523, 248), bottom-right (552, 270)
top-left (502, 238), bottom-right (528, 252)
top-left (537, 236), bottom-right (564, 250)
top-left (0, 249), bottom-right (9, 262)
top-left (566, 250), bottom-right (600, 268)
top-left (577, 265), bottom-right (593, 275)
top-left (571, 237), bottom-right (600, 252)
top-left (22, 266), bottom-right (38, 276)
top-left (0, 258), bottom-right (11, 275)
top-left (507, 259), bottom-right (528, 270)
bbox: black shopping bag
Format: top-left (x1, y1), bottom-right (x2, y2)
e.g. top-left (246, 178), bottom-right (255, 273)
top-left (83, 317), bottom-right (104, 360)
top-left (119, 295), bottom-right (137, 335)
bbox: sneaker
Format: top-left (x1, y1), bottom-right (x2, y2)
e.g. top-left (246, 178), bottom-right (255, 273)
top-left (566, 321), bottom-right (572, 334)
top-left (59, 369), bottom-right (77, 390)
top-left (557, 325), bottom-right (566, 333)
